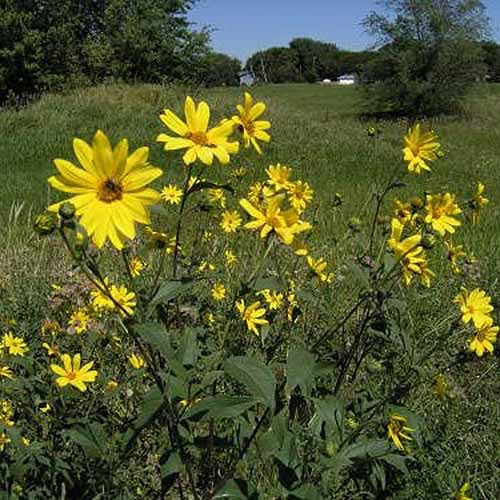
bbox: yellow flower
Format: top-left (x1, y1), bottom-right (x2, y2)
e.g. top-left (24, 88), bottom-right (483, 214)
top-left (403, 123), bottom-right (441, 174)
top-left (388, 219), bottom-right (434, 287)
top-left (236, 299), bottom-right (268, 336)
top-left (211, 283), bottom-right (227, 301)
top-left (91, 280), bottom-right (136, 317)
top-left (42, 342), bottom-right (60, 357)
top-left (220, 210), bottom-right (242, 233)
top-left (469, 319), bottom-right (498, 357)
top-left (471, 181), bottom-right (489, 224)
top-left (287, 181), bottom-right (313, 213)
top-left (232, 92), bottom-right (271, 154)
top-left (0, 432), bottom-right (11, 451)
top-left (307, 256), bottom-right (334, 284)
top-left (393, 199), bottom-right (414, 225)
top-left (258, 289), bottom-right (284, 310)
top-left (180, 397), bottom-right (202, 409)
top-left (0, 365), bottom-right (14, 379)
top-left (424, 193), bottom-right (461, 236)
top-left (41, 319), bottom-right (62, 336)
top-left (197, 260), bottom-right (215, 273)
top-left (1, 332), bottom-right (28, 356)
top-left (129, 257), bottom-right (145, 277)
top-left (387, 414), bottom-right (414, 451)
top-left (68, 308), bottom-right (90, 334)
top-left (454, 288), bottom-right (493, 329)
top-left (225, 249), bottom-right (238, 266)
top-left (454, 482), bottom-right (472, 500)
top-left (128, 353), bottom-right (145, 369)
top-left (239, 195), bottom-right (311, 246)
top-left (51, 353), bottom-right (98, 392)
top-left (266, 164), bottom-right (293, 191)
top-left (48, 130), bottom-right (162, 249)
top-left (231, 166), bottom-right (248, 179)
top-left (106, 380), bottom-right (119, 391)
top-left (21, 437), bottom-right (30, 447)
top-left (160, 184), bottom-right (183, 205)
top-left (445, 240), bottom-right (466, 274)
top-left (40, 403), bottom-right (51, 413)
top-left (157, 96), bottom-right (239, 165)
top-left (0, 400), bottom-right (14, 427)
top-left (207, 188), bottom-right (226, 208)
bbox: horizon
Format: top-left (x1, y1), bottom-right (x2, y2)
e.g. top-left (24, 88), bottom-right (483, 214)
top-left (189, 0), bottom-right (500, 63)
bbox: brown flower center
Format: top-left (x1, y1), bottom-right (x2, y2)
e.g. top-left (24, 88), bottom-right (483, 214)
top-left (186, 131), bottom-right (208, 146)
top-left (67, 371), bottom-right (77, 381)
top-left (99, 178), bottom-right (123, 202)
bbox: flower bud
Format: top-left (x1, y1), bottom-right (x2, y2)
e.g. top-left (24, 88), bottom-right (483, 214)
top-left (34, 212), bottom-right (58, 235)
top-left (58, 202), bottom-right (76, 220)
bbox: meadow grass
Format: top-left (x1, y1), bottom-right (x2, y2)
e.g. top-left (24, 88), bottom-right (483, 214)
top-left (1, 83), bottom-right (499, 498)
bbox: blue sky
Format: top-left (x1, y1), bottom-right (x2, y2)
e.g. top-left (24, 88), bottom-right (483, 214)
top-left (188, 0), bottom-right (500, 63)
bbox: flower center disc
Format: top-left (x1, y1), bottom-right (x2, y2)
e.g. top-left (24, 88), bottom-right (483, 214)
top-left (187, 131), bottom-right (208, 146)
top-left (99, 179), bottom-right (123, 202)
top-left (67, 371), bottom-right (77, 380)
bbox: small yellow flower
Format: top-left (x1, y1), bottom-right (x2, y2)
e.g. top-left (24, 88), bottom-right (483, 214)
top-left (236, 299), bottom-right (268, 336)
top-left (68, 308), bottom-right (90, 334)
top-left (180, 397), bottom-right (202, 409)
top-left (106, 380), bottom-right (119, 391)
top-left (393, 199), bottom-right (414, 225)
top-left (445, 240), bottom-right (466, 274)
top-left (287, 181), bottom-right (314, 213)
top-left (51, 353), bottom-right (98, 392)
top-left (41, 319), bottom-right (62, 336)
top-left (232, 92), bottom-right (271, 154)
top-left (258, 289), bottom-right (284, 310)
top-left (470, 181), bottom-right (489, 224)
top-left (40, 403), bottom-right (51, 413)
top-left (1, 332), bottom-right (28, 356)
top-left (266, 164), bottom-right (293, 191)
top-left (198, 260), bottom-right (215, 273)
top-left (424, 193), bottom-right (461, 236)
top-left (42, 342), bottom-right (60, 357)
top-left (469, 319), bottom-right (498, 357)
top-left (220, 210), bottom-right (242, 233)
top-left (0, 365), bottom-right (14, 379)
top-left (207, 188), bottom-right (226, 208)
top-left (0, 400), bottom-right (14, 427)
top-left (403, 123), bottom-right (441, 174)
top-left (307, 256), bottom-right (334, 284)
top-left (231, 166), bottom-right (248, 179)
top-left (211, 282), bottom-right (227, 301)
top-left (128, 353), bottom-right (145, 369)
top-left (21, 437), bottom-right (30, 447)
top-left (0, 432), bottom-right (11, 451)
top-left (157, 96), bottom-right (239, 166)
top-left (387, 414), bottom-right (414, 451)
top-left (225, 249), bottom-right (238, 266)
top-left (91, 280), bottom-right (136, 317)
top-left (160, 184), bottom-right (183, 205)
top-left (454, 482), bottom-right (472, 500)
top-left (129, 257), bottom-right (146, 278)
top-left (454, 288), bottom-right (493, 329)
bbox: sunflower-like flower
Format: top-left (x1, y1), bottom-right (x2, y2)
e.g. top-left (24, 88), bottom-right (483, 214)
top-left (161, 184), bottom-right (183, 205)
top-left (157, 96), bottom-right (239, 165)
top-left (444, 240), bottom-right (466, 274)
top-left (469, 319), bottom-right (498, 357)
top-left (211, 283), bottom-right (227, 301)
top-left (239, 194), bottom-right (311, 246)
top-left (403, 123), bottom-right (441, 174)
top-left (454, 288), bottom-right (493, 329)
top-left (48, 130), bottom-right (162, 249)
top-left (266, 164), bottom-right (293, 191)
top-left (387, 414), bottom-right (414, 451)
top-left (232, 92), bottom-right (271, 154)
top-left (287, 181), bottom-right (314, 213)
top-left (307, 256), bottom-right (334, 284)
top-left (236, 299), bottom-right (268, 336)
top-left (220, 210), bottom-right (242, 233)
top-left (1, 332), bottom-right (28, 356)
top-left (424, 193), bottom-right (461, 236)
top-left (50, 353), bottom-right (98, 392)
top-left (387, 218), bottom-right (434, 287)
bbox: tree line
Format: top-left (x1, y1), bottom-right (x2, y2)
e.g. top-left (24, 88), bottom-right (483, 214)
top-left (0, 0), bottom-right (241, 104)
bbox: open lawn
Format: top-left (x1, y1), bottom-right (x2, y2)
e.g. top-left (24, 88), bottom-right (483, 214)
top-left (1, 83), bottom-right (499, 498)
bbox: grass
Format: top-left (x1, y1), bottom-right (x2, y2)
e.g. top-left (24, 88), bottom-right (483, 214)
top-left (1, 82), bottom-right (500, 498)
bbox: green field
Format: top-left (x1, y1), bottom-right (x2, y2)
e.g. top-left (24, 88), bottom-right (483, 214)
top-left (1, 83), bottom-right (500, 498)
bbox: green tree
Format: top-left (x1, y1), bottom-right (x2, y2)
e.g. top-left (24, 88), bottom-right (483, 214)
top-left (481, 41), bottom-right (500, 82)
top-left (362, 0), bottom-right (490, 117)
top-left (289, 37), bottom-right (339, 81)
top-left (246, 47), bottom-right (300, 83)
top-left (198, 52), bottom-right (241, 87)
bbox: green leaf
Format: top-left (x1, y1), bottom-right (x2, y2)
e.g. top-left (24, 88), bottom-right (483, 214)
top-left (213, 478), bottom-right (258, 499)
top-left (136, 322), bottom-right (172, 359)
top-left (176, 327), bottom-right (198, 367)
top-left (287, 345), bottom-right (317, 396)
top-left (151, 278), bottom-right (194, 305)
top-left (184, 396), bottom-right (261, 421)
top-left (253, 275), bottom-right (286, 292)
top-left (224, 356), bottom-right (276, 410)
top-left (188, 180), bottom-right (234, 195)
top-left (314, 397), bottom-right (346, 438)
top-left (160, 451), bottom-right (183, 479)
top-left (64, 423), bottom-right (107, 458)
top-left (381, 453), bottom-right (410, 474)
top-left (289, 484), bottom-right (322, 500)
